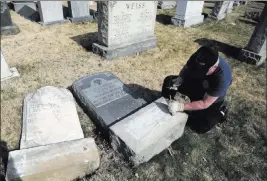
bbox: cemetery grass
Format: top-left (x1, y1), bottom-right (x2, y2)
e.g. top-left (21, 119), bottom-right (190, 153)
top-left (1, 6), bottom-right (266, 181)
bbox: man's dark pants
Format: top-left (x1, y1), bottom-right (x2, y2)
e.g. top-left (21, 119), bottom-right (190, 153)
top-left (162, 75), bottom-right (225, 134)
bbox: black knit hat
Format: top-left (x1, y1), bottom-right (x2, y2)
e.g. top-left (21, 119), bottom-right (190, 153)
top-left (186, 46), bottom-right (219, 75)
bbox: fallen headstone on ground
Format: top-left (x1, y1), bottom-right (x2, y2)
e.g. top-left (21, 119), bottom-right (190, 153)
top-left (20, 86), bottom-right (84, 149)
top-left (6, 86), bottom-right (100, 181)
top-left (110, 97), bottom-right (188, 166)
top-left (72, 72), bottom-right (147, 130)
top-left (12, 1), bottom-right (40, 22)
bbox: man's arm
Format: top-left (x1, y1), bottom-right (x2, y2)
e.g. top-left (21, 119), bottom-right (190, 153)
top-left (183, 93), bottom-right (218, 111)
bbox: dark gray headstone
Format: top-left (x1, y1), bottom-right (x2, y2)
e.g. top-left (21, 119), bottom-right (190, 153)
top-left (72, 72), bottom-right (147, 129)
top-left (239, 4), bottom-right (267, 66)
top-left (0, 2), bottom-right (20, 36)
top-left (13, 1), bottom-right (40, 22)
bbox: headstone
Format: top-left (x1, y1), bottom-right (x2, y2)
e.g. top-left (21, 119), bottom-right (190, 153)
top-left (158, 1), bottom-right (176, 10)
top-left (37, 1), bottom-right (66, 26)
top-left (239, 4), bottom-right (267, 66)
top-left (12, 1), bottom-right (40, 22)
top-left (0, 1), bottom-right (20, 35)
top-left (72, 72), bottom-right (147, 129)
top-left (1, 51), bottom-right (20, 82)
top-left (6, 138), bottom-right (100, 181)
top-left (210, 1), bottom-right (231, 21)
top-left (171, 1), bottom-right (204, 27)
top-left (20, 86), bottom-right (84, 149)
top-left (92, 1), bottom-right (158, 60)
top-left (227, 1), bottom-right (234, 14)
top-left (234, 1), bottom-right (240, 7)
top-left (110, 97), bottom-right (188, 166)
top-left (244, 1), bottom-right (266, 22)
top-left (68, 1), bottom-right (93, 23)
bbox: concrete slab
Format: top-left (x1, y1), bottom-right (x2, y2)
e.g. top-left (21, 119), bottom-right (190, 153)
top-left (110, 97), bottom-right (188, 166)
top-left (6, 138), bottom-right (100, 181)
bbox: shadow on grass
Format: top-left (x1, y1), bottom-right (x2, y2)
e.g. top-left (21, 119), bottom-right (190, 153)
top-left (71, 32), bottom-right (98, 52)
top-left (194, 38), bottom-right (242, 59)
top-left (156, 14), bottom-right (172, 25)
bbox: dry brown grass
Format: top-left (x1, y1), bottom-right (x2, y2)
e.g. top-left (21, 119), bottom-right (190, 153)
top-left (1, 5), bottom-right (266, 181)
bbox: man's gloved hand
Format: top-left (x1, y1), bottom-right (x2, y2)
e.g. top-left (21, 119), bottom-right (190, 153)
top-left (168, 100), bottom-right (184, 116)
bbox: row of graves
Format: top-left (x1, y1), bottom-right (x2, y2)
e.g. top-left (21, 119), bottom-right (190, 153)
top-left (1, 1), bottom-right (267, 180)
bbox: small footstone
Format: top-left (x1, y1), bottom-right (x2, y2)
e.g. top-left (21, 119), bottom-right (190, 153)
top-left (20, 86), bottom-right (84, 149)
top-left (72, 72), bottom-right (147, 129)
top-left (6, 138), bottom-right (100, 181)
top-left (110, 97), bottom-right (188, 166)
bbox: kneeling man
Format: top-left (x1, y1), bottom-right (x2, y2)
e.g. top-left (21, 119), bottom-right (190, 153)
top-left (162, 46), bottom-right (232, 133)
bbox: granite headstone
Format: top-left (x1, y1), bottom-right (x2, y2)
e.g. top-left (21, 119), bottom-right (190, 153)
top-left (171, 0), bottom-right (204, 27)
top-left (37, 1), bottom-right (66, 26)
top-left (210, 1), bottom-right (231, 21)
top-left (72, 72), bottom-right (147, 129)
top-left (110, 97), bottom-right (188, 166)
top-left (68, 1), bottom-right (93, 23)
top-left (92, 1), bottom-right (158, 60)
top-left (20, 86), bottom-right (84, 149)
top-left (12, 1), bottom-right (40, 22)
top-left (0, 1), bottom-right (20, 35)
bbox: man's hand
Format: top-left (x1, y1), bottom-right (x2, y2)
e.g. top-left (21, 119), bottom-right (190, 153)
top-left (168, 101), bottom-right (184, 115)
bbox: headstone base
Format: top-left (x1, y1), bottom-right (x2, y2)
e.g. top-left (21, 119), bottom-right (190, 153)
top-left (1, 67), bottom-right (20, 82)
top-left (39, 19), bottom-right (67, 26)
top-left (1, 23), bottom-right (20, 36)
top-left (110, 97), bottom-right (188, 166)
top-left (92, 36), bottom-right (157, 60)
top-left (6, 138), bottom-right (100, 181)
top-left (171, 15), bottom-right (204, 27)
top-left (69, 15), bottom-right (93, 23)
top-left (239, 49), bottom-right (266, 66)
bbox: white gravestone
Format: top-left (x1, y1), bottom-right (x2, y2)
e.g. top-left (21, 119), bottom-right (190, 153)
top-left (92, 1), bottom-right (158, 59)
top-left (227, 1), bottom-right (234, 14)
top-left (68, 1), bottom-right (93, 23)
top-left (1, 51), bottom-right (20, 82)
top-left (211, 1), bottom-right (231, 21)
top-left (110, 97), bottom-right (188, 166)
top-left (20, 86), bottom-right (84, 149)
top-left (37, 1), bottom-right (66, 26)
top-left (6, 138), bottom-right (100, 181)
top-left (171, 1), bottom-right (204, 27)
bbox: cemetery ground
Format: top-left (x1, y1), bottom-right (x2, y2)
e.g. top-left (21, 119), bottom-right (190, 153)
top-left (1, 5), bottom-right (266, 181)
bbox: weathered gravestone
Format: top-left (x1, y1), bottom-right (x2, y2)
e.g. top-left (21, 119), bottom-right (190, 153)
top-left (6, 138), bottom-right (100, 181)
top-left (1, 51), bottom-right (20, 82)
top-left (244, 1), bottom-right (266, 22)
top-left (110, 97), bottom-right (188, 166)
top-left (37, 1), bottom-right (66, 26)
top-left (158, 1), bottom-right (176, 10)
top-left (0, 1), bottom-right (20, 36)
top-left (68, 1), bottom-right (93, 23)
top-left (12, 1), bottom-right (40, 22)
top-left (239, 4), bottom-right (267, 66)
top-left (210, 1), bottom-right (231, 21)
top-left (72, 72), bottom-right (147, 129)
top-left (171, 0), bottom-right (204, 27)
top-left (6, 86), bottom-right (100, 181)
top-left (92, 1), bottom-right (158, 60)
top-left (20, 86), bottom-right (84, 149)
top-left (227, 1), bottom-right (234, 14)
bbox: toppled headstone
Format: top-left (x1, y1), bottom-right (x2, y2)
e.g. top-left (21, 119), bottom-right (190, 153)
top-left (158, 1), bottom-right (176, 9)
top-left (6, 138), bottom-right (100, 181)
top-left (110, 97), bottom-right (188, 166)
top-left (0, 1), bottom-right (20, 35)
top-left (1, 51), bottom-right (20, 82)
top-left (72, 72), bottom-right (147, 129)
top-left (37, 1), bottom-right (66, 26)
top-left (20, 86), bottom-right (84, 149)
top-left (92, 1), bottom-right (158, 59)
top-left (68, 1), bottom-right (93, 23)
top-left (244, 1), bottom-right (266, 22)
top-left (171, 1), bottom-right (204, 27)
top-left (12, 1), bottom-right (40, 22)
top-left (210, 1), bottom-right (231, 21)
